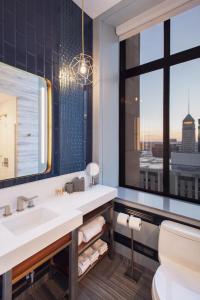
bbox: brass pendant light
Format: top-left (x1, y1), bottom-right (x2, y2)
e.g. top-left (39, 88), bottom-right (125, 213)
top-left (70, 0), bottom-right (94, 86)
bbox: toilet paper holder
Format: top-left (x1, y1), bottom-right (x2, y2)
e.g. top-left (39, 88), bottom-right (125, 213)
top-left (124, 214), bottom-right (142, 283)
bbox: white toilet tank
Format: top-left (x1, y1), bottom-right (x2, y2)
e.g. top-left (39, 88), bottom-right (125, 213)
top-left (159, 221), bottom-right (200, 273)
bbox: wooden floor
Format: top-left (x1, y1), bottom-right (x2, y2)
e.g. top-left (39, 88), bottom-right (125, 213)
top-left (15, 255), bottom-right (154, 300)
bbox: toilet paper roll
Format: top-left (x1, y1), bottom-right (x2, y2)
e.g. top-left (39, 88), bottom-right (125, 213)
top-left (117, 213), bottom-right (129, 227)
top-left (128, 216), bottom-right (142, 231)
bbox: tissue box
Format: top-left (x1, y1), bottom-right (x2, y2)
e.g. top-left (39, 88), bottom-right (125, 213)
top-left (64, 182), bottom-right (74, 194)
top-left (72, 177), bottom-right (85, 192)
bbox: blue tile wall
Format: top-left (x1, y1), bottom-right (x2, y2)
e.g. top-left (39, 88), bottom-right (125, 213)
top-left (0, 0), bottom-right (93, 188)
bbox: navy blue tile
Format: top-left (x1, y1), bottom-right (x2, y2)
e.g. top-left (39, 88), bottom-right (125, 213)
top-left (4, 42), bottom-right (15, 65)
top-left (0, 0), bottom-right (3, 22)
top-left (45, 47), bottom-right (52, 63)
top-left (16, 0), bottom-right (25, 4)
top-left (36, 0), bottom-right (44, 16)
top-left (16, 62), bottom-right (26, 71)
top-left (36, 43), bottom-right (44, 73)
top-left (4, 10), bottom-right (15, 44)
top-left (16, 1), bottom-right (26, 34)
top-left (0, 22), bottom-right (2, 56)
top-left (37, 70), bottom-right (44, 77)
top-left (27, 25), bottom-right (36, 54)
top-left (4, 0), bottom-right (14, 12)
top-left (0, 0), bottom-right (93, 188)
top-left (27, 53), bottom-right (36, 73)
top-left (27, 0), bottom-right (36, 26)
top-left (45, 61), bottom-right (52, 80)
top-left (16, 32), bottom-right (26, 65)
top-left (36, 15), bottom-right (45, 44)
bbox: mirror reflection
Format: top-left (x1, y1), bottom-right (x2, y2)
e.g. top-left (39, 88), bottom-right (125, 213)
top-left (0, 62), bottom-right (51, 180)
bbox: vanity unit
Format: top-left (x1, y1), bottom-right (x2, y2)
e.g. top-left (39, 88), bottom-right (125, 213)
top-left (0, 185), bottom-right (117, 300)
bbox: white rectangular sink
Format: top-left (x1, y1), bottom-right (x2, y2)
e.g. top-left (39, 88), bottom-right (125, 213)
top-left (2, 207), bottom-right (58, 235)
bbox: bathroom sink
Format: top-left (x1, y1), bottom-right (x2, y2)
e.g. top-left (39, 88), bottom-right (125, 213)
top-left (2, 207), bottom-right (58, 235)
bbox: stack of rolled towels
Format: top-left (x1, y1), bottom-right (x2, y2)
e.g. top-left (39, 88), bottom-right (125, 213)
top-left (78, 239), bottom-right (108, 276)
top-left (78, 255), bottom-right (90, 276)
top-left (92, 239), bottom-right (108, 256)
top-left (78, 215), bottom-right (106, 245)
top-left (77, 214), bottom-right (108, 277)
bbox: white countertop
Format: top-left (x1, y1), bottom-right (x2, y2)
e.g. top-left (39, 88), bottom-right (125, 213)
top-left (117, 187), bottom-right (200, 224)
top-left (0, 185), bottom-right (117, 275)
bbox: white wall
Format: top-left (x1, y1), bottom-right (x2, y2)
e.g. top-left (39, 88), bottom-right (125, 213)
top-left (93, 19), bottom-right (119, 187)
top-left (92, 20), bottom-right (159, 271)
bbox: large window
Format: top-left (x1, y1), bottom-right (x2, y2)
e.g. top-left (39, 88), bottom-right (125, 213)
top-left (119, 6), bottom-right (200, 203)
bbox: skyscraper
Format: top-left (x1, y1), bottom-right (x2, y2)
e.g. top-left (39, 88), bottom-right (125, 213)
top-left (182, 113), bottom-right (196, 153)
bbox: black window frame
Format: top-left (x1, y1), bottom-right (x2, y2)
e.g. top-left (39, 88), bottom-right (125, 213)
top-left (119, 19), bottom-right (200, 204)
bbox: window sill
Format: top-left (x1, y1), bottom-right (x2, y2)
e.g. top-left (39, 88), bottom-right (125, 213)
top-left (116, 187), bottom-right (200, 226)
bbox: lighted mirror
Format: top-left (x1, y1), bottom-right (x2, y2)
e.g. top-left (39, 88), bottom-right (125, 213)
top-left (0, 62), bottom-right (52, 181)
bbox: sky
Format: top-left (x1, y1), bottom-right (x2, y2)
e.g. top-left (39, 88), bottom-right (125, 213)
top-left (138, 5), bottom-right (200, 142)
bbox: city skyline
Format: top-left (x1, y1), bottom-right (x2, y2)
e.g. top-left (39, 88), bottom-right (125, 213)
top-left (138, 6), bottom-right (200, 143)
top-left (140, 110), bottom-right (200, 143)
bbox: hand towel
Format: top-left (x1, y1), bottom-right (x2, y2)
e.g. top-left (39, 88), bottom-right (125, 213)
top-left (92, 239), bottom-right (108, 256)
top-left (80, 220), bottom-right (102, 243)
top-left (96, 215), bottom-right (106, 227)
top-left (78, 255), bottom-right (90, 276)
top-left (78, 231), bottom-right (83, 246)
top-left (83, 247), bottom-right (99, 265)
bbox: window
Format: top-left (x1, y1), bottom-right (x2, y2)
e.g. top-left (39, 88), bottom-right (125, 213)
top-left (119, 5), bottom-right (200, 203)
top-left (170, 59), bottom-right (200, 200)
top-left (126, 23), bottom-right (163, 69)
top-left (171, 6), bottom-right (200, 54)
top-left (124, 71), bottom-right (163, 192)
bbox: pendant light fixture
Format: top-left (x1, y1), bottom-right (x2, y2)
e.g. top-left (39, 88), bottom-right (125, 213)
top-left (70, 0), bottom-right (94, 86)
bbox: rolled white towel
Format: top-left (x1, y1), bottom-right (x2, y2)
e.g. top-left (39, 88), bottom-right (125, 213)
top-left (83, 247), bottom-right (99, 265)
top-left (99, 245), bottom-right (108, 256)
top-left (78, 231), bottom-right (83, 246)
top-left (78, 255), bottom-right (90, 276)
top-left (96, 215), bottom-right (106, 227)
top-left (80, 220), bottom-right (102, 243)
top-left (92, 239), bottom-right (108, 256)
top-left (79, 254), bottom-right (90, 268)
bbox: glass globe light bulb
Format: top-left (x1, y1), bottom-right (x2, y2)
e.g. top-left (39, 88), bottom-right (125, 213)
top-left (80, 61), bottom-right (87, 75)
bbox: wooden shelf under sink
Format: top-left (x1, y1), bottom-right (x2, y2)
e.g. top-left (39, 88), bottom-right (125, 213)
top-left (51, 223), bottom-right (110, 276)
top-left (12, 233), bottom-right (71, 284)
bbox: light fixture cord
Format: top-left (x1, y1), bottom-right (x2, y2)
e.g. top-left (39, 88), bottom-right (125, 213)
top-left (82, 0), bottom-right (84, 54)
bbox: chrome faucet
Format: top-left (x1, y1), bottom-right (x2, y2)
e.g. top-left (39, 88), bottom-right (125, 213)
top-left (17, 196), bottom-right (38, 212)
top-left (0, 205), bottom-right (12, 217)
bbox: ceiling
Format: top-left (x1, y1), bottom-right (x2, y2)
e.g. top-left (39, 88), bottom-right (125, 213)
top-left (72, 0), bottom-right (123, 19)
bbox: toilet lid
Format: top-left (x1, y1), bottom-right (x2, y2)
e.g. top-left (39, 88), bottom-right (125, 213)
top-left (154, 264), bottom-right (200, 300)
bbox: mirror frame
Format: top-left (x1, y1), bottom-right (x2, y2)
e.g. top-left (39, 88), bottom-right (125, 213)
top-left (45, 79), bottom-right (53, 174)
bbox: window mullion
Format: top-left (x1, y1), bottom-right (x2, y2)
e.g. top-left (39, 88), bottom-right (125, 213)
top-left (163, 20), bottom-right (170, 195)
top-left (119, 41), bottom-right (126, 186)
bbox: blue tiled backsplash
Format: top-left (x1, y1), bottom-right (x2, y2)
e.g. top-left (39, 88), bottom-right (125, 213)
top-left (0, 0), bottom-right (93, 188)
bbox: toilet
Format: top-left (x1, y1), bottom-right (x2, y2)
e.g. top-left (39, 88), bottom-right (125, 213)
top-left (152, 221), bottom-right (200, 300)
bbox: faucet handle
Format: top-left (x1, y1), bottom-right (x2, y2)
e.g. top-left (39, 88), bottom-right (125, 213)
top-left (17, 195), bottom-right (38, 211)
top-left (27, 196), bottom-right (38, 208)
top-left (0, 205), bottom-right (12, 217)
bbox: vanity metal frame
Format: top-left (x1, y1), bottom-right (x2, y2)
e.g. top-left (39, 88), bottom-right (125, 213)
top-left (2, 271), bottom-right (12, 300)
top-left (69, 229), bottom-right (79, 300)
top-left (51, 201), bottom-right (115, 299)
